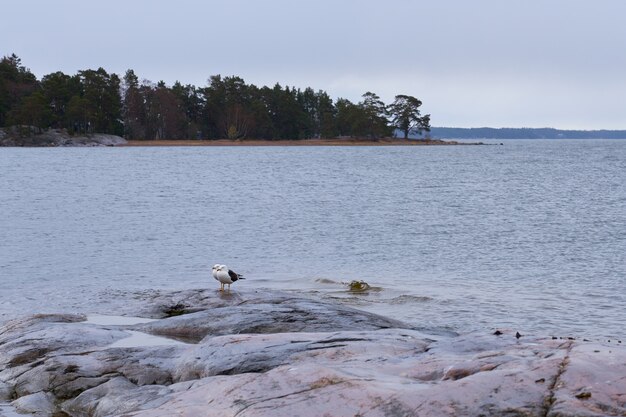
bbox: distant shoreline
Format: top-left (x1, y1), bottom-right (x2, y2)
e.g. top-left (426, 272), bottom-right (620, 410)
top-left (122, 138), bottom-right (482, 147)
top-left (430, 127), bottom-right (626, 140)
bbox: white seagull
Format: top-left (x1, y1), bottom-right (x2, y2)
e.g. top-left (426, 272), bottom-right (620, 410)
top-left (211, 264), bottom-right (223, 286)
top-left (216, 265), bottom-right (245, 292)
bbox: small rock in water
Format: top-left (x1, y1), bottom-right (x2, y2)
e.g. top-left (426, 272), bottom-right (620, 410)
top-left (348, 280), bottom-right (371, 292)
top-left (515, 332), bottom-right (522, 339)
top-left (493, 330), bottom-right (503, 336)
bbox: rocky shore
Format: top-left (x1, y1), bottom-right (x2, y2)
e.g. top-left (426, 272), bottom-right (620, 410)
top-left (0, 127), bottom-right (480, 147)
top-left (0, 127), bottom-right (126, 147)
top-left (1, 289), bottom-right (625, 416)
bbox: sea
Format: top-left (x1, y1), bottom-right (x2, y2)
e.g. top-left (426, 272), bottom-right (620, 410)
top-left (1, 140), bottom-right (625, 340)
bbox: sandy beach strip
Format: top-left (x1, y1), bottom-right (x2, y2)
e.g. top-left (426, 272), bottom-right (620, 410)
top-left (122, 138), bottom-right (467, 147)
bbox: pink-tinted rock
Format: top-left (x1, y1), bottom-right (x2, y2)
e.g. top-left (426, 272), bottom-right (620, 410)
top-left (0, 290), bottom-right (625, 417)
top-left (549, 342), bottom-right (626, 417)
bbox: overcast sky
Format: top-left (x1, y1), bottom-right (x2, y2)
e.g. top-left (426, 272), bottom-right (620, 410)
top-left (2, 0), bottom-right (625, 129)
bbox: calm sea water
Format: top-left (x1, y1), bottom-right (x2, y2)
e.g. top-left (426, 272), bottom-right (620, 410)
top-left (1, 140), bottom-right (625, 339)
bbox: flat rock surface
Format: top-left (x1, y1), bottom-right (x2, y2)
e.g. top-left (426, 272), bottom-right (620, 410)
top-left (1, 289), bottom-right (625, 417)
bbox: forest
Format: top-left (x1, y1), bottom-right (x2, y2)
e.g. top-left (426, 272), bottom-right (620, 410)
top-left (0, 54), bottom-right (430, 141)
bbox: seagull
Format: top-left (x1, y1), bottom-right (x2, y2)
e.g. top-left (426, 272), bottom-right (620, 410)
top-left (216, 265), bottom-right (245, 292)
top-left (211, 264), bottom-right (224, 290)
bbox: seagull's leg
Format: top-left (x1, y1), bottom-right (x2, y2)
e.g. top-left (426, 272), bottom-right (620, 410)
top-left (220, 283), bottom-right (224, 292)
top-left (227, 283), bottom-right (231, 292)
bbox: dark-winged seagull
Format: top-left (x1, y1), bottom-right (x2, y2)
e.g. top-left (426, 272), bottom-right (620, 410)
top-left (216, 265), bottom-right (245, 292)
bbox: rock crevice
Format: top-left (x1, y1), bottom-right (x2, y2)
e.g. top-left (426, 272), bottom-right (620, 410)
top-left (542, 341), bottom-right (573, 417)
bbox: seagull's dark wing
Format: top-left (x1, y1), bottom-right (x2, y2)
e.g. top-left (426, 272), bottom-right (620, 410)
top-left (228, 269), bottom-right (241, 281)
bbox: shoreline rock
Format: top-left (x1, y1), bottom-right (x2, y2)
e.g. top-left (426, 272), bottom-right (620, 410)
top-left (0, 127), bottom-right (127, 147)
top-left (1, 289), bottom-right (625, 416)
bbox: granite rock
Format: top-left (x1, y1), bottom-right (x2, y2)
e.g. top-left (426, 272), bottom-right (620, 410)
top-left (1, 290), bottom-right (625, 417)
top-left (0, 127), bottom-right (127, 147)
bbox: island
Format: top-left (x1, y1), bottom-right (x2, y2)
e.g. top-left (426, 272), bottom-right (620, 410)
top-left (1, 55), bottom-right (433, 146)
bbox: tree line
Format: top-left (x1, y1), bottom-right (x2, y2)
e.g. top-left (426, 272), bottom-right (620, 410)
top-left (0, 54), bottom-right (430, 140)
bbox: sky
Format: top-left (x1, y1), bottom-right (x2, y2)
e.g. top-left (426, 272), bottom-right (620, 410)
top-left (2, 0), bottom-right (625, 129)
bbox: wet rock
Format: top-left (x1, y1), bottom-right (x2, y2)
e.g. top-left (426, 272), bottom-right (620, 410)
top-left (130, 290), bottom-right (412, 342)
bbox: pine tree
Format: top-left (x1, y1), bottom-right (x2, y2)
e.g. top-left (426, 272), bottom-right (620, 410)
top-left (388, 94), bottom-right (430, 139)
